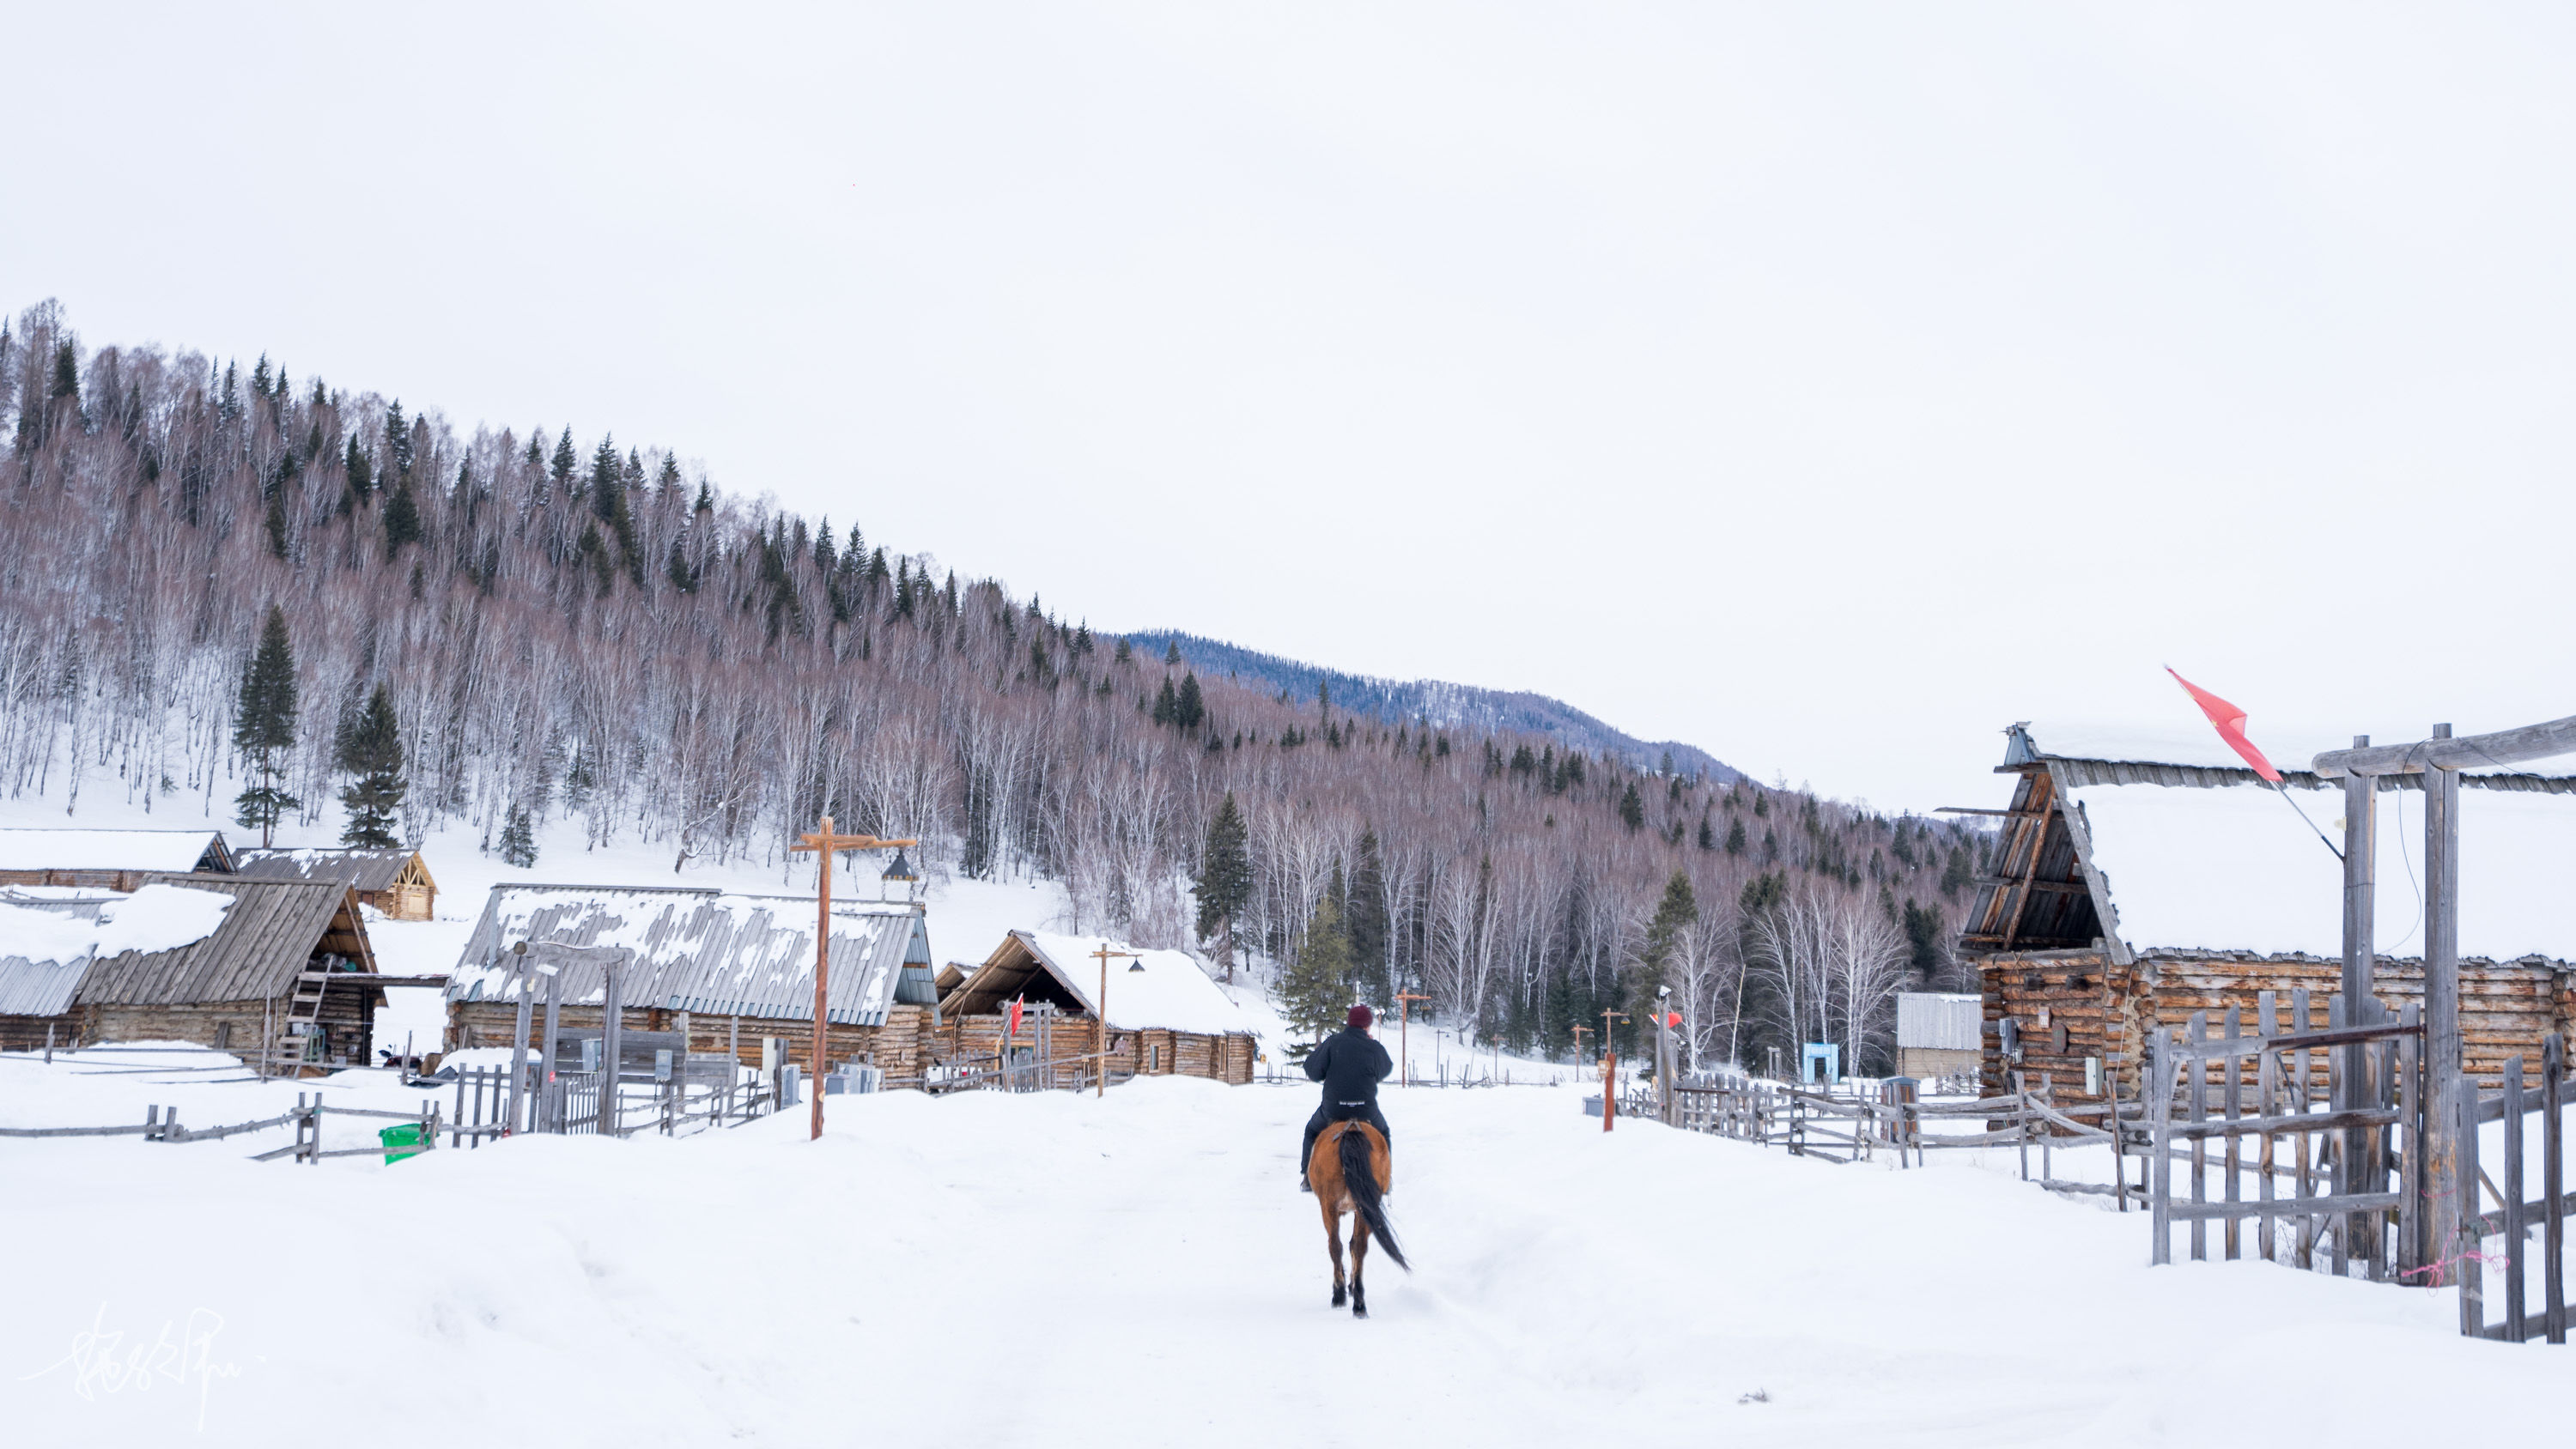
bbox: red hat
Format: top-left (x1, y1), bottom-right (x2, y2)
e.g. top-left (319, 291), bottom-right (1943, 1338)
top-left (1346, 1003), bottom-right (1374, 1030)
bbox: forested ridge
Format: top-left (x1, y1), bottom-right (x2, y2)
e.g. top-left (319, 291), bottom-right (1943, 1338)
top-left (0, 303), bottom-right (1989, 1070)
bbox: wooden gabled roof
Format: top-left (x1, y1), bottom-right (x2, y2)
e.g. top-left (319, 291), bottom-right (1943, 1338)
top-left (1959, 761), bottom-right (2110, 959)
top-left (71, 875), bottom-right (381, 1008)
top-left (235, 846), bottom-right (426, 894)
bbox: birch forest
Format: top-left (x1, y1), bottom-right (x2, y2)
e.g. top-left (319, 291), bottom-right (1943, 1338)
top-left (0, 304), bottom-right (1989, 1070)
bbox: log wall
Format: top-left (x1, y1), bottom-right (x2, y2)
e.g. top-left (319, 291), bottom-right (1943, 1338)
top-left (1979, 949), bottom-right (2576, 1104)
top-left (444, 1002), bottom-right (939, 1081)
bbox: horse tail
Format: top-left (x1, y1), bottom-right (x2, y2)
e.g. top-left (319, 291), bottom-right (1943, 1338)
top-left (1339, 1124), bottom-right (1409, 1272)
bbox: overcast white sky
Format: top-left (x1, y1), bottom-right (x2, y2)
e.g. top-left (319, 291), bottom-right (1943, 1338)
top-left (9, 3), bottom-right (2574, 811)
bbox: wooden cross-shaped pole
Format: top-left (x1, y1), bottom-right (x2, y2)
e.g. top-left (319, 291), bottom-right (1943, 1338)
top-left (1394, 991), bottom-right (1430, 1088)
top-left (1599, 1009), bottom-right (1629, 1132)
top-left (1090, 942), bottom-right (1141, 1097)
top-left (789, 815), bottom-right (916, 1141)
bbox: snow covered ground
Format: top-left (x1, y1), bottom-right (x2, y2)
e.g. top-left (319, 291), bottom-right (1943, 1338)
top-left (3, 1052), bottom-right (2561, 1447)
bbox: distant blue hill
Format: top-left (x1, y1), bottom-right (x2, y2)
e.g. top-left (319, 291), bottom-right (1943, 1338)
top-left (1122, 631), bottom-right (1742, 784)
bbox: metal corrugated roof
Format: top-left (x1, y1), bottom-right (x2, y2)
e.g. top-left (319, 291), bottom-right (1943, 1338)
top-left (71, 876), bottom-right (379, 1007)
top-left (234, 848), bottom-right (415, 892)
top-left (446, 885), bottom-right (931, 1027)
top-left (1895, 993), bottom-right (1983, 1052)
top-left (0, 897), bottom-right (110, 1016)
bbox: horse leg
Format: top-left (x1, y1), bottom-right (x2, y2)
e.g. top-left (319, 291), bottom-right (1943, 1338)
top-left (1321, 1200), bottom-right (1346, 1308)
top-left (1350, 1213), bottom-right (1370, 1319)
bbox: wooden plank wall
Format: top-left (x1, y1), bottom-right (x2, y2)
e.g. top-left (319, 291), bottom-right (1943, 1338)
top-left (1982, 950), bottom-right (2576, 1103)
top-left (939, 1015), bottom-right (1257, 1086)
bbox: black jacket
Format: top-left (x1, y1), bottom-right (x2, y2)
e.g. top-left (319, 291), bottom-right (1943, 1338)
top-left (1303, 1026), bottom-right (1394, 1104)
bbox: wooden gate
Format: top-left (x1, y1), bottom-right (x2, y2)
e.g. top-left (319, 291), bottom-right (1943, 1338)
top-left (2457, 1038), bottom-right (2571, 1343)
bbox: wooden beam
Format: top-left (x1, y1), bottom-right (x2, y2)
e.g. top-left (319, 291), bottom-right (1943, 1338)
top-left (2313, 712), bottom-right (2576, 778)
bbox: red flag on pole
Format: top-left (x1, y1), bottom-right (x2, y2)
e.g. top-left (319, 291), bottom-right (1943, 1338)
top-left (2166, 668), bottom-right (2282, 782)
top-left (1007, 997), bottom-right (1024, 1038)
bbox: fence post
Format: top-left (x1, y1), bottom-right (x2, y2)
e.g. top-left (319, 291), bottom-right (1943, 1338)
top-left (2458, 1085), bottom-right (2484, 1337)
top-left (2543, 1034), bottom-right (2565, 1346)
top-left (2504, 1056), bottom-right (2526, 1343)
top-left (2150, 1033), bottom-right (2172, 1266)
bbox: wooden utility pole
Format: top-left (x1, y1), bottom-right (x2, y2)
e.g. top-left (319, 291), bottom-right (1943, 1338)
top-left (1600, 1009), bottom-right (1628, 1132)
top-left (1090, 943), bottom-right (1140, 1097)
top-left (789, 815), bottom-right (916, 1141)
top-left (1394, 991), bottom-right (1430, 1087)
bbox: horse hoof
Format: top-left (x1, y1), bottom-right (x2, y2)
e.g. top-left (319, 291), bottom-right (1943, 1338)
top-left (1352, 1305), bottom-right (1369, 1319)
top-left (1330, 1289), bottom-right (1346, 1308)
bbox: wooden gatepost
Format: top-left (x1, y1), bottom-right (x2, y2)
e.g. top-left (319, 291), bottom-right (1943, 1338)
top-left (2311, 714), bottom-right (2576, 1331)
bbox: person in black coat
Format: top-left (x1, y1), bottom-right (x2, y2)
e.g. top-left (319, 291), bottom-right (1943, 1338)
top-left (1300, 1003), bottom-right (1394, 1190)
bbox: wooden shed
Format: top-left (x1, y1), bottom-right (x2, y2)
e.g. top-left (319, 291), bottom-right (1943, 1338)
top-left (937, 930), bottom-right (1257, 1087)
top-left (1894, 992), bottom-right (1982, 1082)
top-left (1962, 723), bottom-right (2576, 1107)
top-left (0, 875), bottom-right (383, 1071)
top-left (235, 846), bottom-right (437, 920)
top-left (441, 884), bottom-right (942, 1082)
top-left (0, 828), bottom-right (235, 890)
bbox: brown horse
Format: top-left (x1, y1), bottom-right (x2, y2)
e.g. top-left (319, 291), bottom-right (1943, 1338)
top-left (1309, 1119), bottom-right (1408, 1317)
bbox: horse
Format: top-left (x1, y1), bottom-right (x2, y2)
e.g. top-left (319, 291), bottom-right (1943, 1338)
top-left (1308, 1119), bottom-right (1408, 1317)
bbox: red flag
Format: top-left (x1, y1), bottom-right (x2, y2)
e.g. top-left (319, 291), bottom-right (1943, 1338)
top-left (1007, 997), bottom-right (1024, 1038)
top-left (2166, 668), bottom-right (2281, 782)
top-left (1666, 1012), bottom-right (1681, 1029)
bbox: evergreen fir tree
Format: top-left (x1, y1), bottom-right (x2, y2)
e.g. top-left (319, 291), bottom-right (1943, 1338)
top-left (550, 427), bottom-right (578, 498)
top-left (344, 434), bottom-right (374, 501)
top-left (1631, 870), bottom-right (1698, 1022)
top-left (385, 400), bottom-right (413, 476)
top-left (232, 606), bottom-right (301, 847)
top-left (498, 803), bottom-right (538, 868)
top-left (1176, 672), bottom-right (1205, 730)
top-left (1939, 845), bottom-right (1973, 901)
top-left (264, 493), bottom-right (290, 559)
top-left (1279, 894), bottom-right (1357, 1040)
top-left (1152, 676), bottom-right (1178, 725)
top-left (335, 682), bottom-right (407, 848)
top-left (1346, 829), bottom-right (1390, 1003)
top-left (1191, 793), bottom-right (1253, 978)
top-left (1618, 780), bottom-right (1645, 832)
top-left (1725, 816), bottom-right (1747, 855)
top-left (1165, 640), bottom-right (1182, 666)
top-left (383, 480), bottom-right (422, 554)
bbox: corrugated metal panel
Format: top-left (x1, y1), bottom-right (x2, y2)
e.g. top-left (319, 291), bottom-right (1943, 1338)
top-left (0, 897), bottom-right (109, 1016)
top-left (1896, 993), bottom-right (1983, 1052)
top-left (71, 877), bottom-right (359, 1006)
top-left (234, 848), bottom-right (412, 891)
top-left (445, 885), bottom-right (924, 1027)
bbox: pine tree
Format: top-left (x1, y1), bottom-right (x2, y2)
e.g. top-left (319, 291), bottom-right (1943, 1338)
top-left (498, 803), bottom-right (538, 868)
top-left (550, 427), bottom-right (578, 498)
top-left (344, 434), bottom-right (374, 502)
top-left (1346, 828), bottom-right (1390, 1003)
top-left (1939, 845), bottom-right (1973, 901)
top-left (1176, 672), bottom-right (1205, 730)
top-left (1725, 816), bottom-right (1747, 855)
top-left (336, 682), bottom-right (407, 848)
top-left (1192, 793), bottom-right (1254, 977)
top-left (1279, 894), bottom-right (1357, 1040)
top-left (1631, 870), bottom-right (1698, 1022)
top-left (383, 480), bottom-right (422, 555)
top-left (1152, 676), bottom-right (1178, 725)
top-left (232, 606), bottom-right (301, 847)
top-left (1165, 640), bottom-right (1182, 666)
top-left (1618, 779), bottom-right (1645, 832)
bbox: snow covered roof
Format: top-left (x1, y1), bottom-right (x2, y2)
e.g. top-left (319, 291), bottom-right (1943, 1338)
top-left (0, 877), bottom-right (376, 1014)
top-left (445, 885), bottom-right (934, 1027)
top-left (1970, 724), bottom-right (2576, 964)
top-left (235, 847), bottom-right (422, 892)
top-left (0, 828), bottom-right (234, 875)
top-left (2007, 721), bottom-right (2576, 790)
top-left (941, 930), bottom-right (1251, 1035)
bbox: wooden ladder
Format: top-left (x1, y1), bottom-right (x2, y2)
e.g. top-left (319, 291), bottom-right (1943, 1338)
top-left (267, 973), bottom-right (330, 1078)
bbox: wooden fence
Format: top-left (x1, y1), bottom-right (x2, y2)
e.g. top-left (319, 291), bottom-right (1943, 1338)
top-left (2145, 993), bottom-right (2423, 1279)
top-left (2458, 1038), bottom-right (2572, 1343)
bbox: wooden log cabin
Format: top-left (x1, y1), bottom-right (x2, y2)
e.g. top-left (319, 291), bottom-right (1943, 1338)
top-left (441, 884), bottom-right (943, 1082)
top-left (0, 828), bottom-right (236, 890)
top-left (235, 846), bottom-right (437, 921)
top-left (937, 930), bottom-right (1258, 1087)
top-left (0, 875), bottom-right (383, 1069)
top-left (1963, 723), bottom-right (2576, 1107)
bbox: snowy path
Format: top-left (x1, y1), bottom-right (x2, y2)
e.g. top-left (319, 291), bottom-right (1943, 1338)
top-left (2, 1069), bottom-right (2557, 1446)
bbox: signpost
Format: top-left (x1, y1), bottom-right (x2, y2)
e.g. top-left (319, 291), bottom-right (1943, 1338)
top-left (788, 816), bottom-right (916, 1141)
top-left (1089, 943), bottom-right (1140, 1097)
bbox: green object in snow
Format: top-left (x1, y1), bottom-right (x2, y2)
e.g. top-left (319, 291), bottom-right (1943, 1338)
top-left (379, 1123), bottom-right (429, 1164)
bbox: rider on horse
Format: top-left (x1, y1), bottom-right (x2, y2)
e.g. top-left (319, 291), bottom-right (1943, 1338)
top-left (1300, 1003), bottom-right (1393, 1191)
